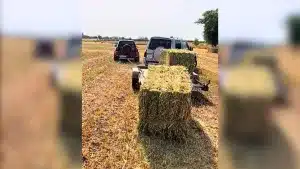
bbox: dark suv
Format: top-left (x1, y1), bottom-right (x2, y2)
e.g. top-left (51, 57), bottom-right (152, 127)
top-left (114, 40), bottom-right (139, 62)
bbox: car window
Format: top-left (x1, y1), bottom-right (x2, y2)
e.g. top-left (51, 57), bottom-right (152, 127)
top-left (229, 43), bottom-right (263, 64)
top-left (186, 42), bottom-right (190, 48)
top-left (175, 40), bottom-right (182, 49)
top-left (67, 36), bottom-right (82, 58)
top-left (118, 41), bottom-right (136, 48)
top-left (148, 39), bottom-right (171, 50)
top-left (181, 41), bottom-right (187, 49)
top-left (69, 36), bottom-right (82, 46)
top-left (35, 39), bottom-right (54, 58)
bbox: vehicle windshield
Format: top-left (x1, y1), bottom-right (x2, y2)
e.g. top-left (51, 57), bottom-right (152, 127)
top-left (68, 36), bottom-right (82, 45)
top-left (148, 38), bottom-right (172, 50)
top-left (117, 41), bottom-right (136, 48)
top-left (229, 42), bottom-right (264, 64)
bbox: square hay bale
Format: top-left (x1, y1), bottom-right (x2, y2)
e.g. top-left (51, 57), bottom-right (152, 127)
top-left (160, 49), bottom-right (196, 73)
top-left (241, 49), bottom-right (278, 71)
top-left (58, 89), bottom-right (82, 162)
top-left (221, 65), bottom-right (277, 145)
top-left (241, 49), bottom-right (290, 88)
top-left (55, 60), bottom-right (82, 160)
top-left (138, 65), bottom-right (192, 141)
top-left (56, 60), bottom-right (82, 92)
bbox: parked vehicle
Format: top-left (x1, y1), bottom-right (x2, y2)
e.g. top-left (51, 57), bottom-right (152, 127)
top-left (227, 41), bottom-right (264, 65)
top-left (113, 40), bottom-right (139, 62)
top-left (67, 36), bottom-right (82, 58)
top-left (143, 37), bottom-right (194, 66)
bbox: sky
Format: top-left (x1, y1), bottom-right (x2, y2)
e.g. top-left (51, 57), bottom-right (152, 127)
top-left (81, 0), bottom-right (217, 40)
top-left (219, 0), bottom-right (300, 44)
top-left (1, 0), bottom-right (81, 37)
top-left (1, 0), bottom-right (300, 43)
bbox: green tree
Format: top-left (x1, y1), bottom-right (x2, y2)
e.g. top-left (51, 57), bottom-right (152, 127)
top-left (287, 14), bottom-right (300, 46)
top-left (195, 9), bottom-right (218, 46)
top-left (193, 38), bottom-right (200, 46)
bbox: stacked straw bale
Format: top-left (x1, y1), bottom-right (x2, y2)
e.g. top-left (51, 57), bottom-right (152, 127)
top-left (240, 49), bottom-right (290, 103)
top-left (160, 49), bottom-right (196, 74)
top-left (56, 60), bottom-right (82, 92)
top-left (208, 46), bottom-right (219, 53)
top-left (241, 49), bottom-right (278, 71)
top-left (138, 65), bottom-right (192, 141)
top-left (57, 60), bottom-right (82, 138)
top-left (55, 60), bottom-right (82, 164)
top-left (221, 65), bottom-right (277, 145)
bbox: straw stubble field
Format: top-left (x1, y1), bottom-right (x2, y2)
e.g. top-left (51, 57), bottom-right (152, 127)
top-left (1, 36), bottom-right (70, 169)
top-left (82, 41), bottom-right (219, 169)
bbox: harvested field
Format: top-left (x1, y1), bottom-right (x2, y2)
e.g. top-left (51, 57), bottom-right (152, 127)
top-left (82, 41), bottom-right (219, 169)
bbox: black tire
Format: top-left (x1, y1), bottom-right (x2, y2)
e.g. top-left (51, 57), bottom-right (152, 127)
top-left (114, 56), bottom-right (118, 61)
top-left (49, 65), bottom-right (58, 89)
top-left (132, 78), bottom-right (140, 91)
top-left (137, 65), bottom-right (148, 69)
top-left (132, 71), bottom-right (140, 91)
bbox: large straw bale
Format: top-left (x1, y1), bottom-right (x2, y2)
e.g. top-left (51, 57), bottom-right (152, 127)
top-left (160, 49), bottom-right (196, 73)
top-left (138, 65), bottom-right (192, 141)
top-left (56, 60), bottom-right (82, 91)
top-left (221, 65), bottom-right (277, 145)
top-left (241, 50), bottom-right (290, 103)
top-left (241, 49), bottom-right (278, 70)
top-left (54, 60), bottom-right (82, 164)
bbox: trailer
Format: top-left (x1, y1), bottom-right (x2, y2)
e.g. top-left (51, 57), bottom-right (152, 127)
top-left (131, 61), bottom-right (210, 93)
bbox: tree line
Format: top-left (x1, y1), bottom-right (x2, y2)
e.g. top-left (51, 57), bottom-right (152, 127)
top-left (82, 34), bottom-right (149, 41)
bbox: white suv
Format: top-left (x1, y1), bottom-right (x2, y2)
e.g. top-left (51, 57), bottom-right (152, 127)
top-left (143, 36), bottom-right (194, 65)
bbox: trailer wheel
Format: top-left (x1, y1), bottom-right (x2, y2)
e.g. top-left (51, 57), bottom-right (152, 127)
top-left (132, 70), bottom-right (140, 91)
top-left (132, 78), bottom-right (140, 91)
top-left (134, 56), bottom-right (139, 63)
top-left (114, 56), bottom-right (119, 61)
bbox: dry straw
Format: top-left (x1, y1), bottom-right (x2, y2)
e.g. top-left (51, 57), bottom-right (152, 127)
top-left (160, 49), bottom-right (196, 74)
top-left (221, 65), bottom-right (277, 145)
top-left (138, 65), bottom-right (192, 141)
top-left (55, 60), bottom-right (82, 161)
top-left (208, 46), bottom-right (219, 53)
top-left (241, 49), bottom-right (278, 71)
top-left (56, 60), bottom-right (82, 92)
top-left (241, 49), bottom-right (290, 89)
